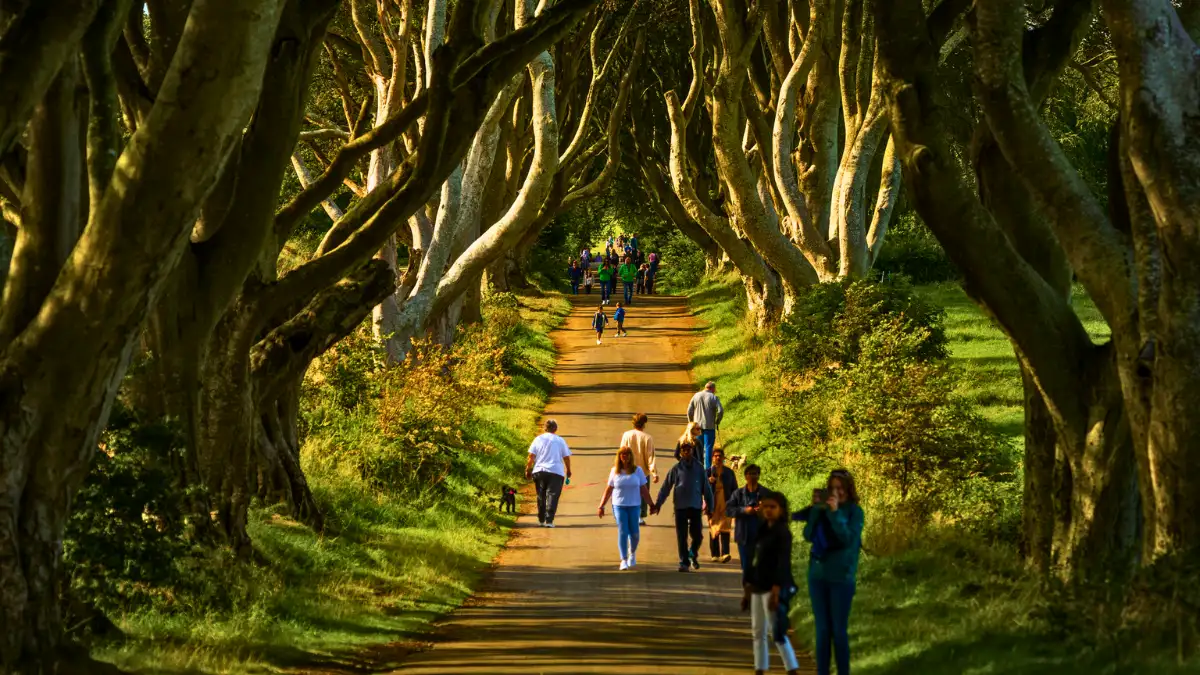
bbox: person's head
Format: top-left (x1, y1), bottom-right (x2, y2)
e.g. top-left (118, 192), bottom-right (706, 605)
top-left (676, 440), bottom-right (695, 462)
top-left (705, 381), bottom-right (716, 393)
top-left (743, 463), bottom-right (761, 487)
top-left (632, 412), bottom-right (648, 430)
top-left (614, 445), bottom-right (636, 474)
top-left (543, 419), bottom-right (558, 434)
top-left (686, 421), bottom-right (702, 439)
top-left (616, 302), bottom-right (623, 309)
top-left (712, 448), bottom-right (726, 468)
top-left (597, 304), bottom-right (604, 312)
top-left (624, 256), bottom-right (631, 264)
top-left (759, 490), bottom-right (790, 524)
top-left (827, 468), bottom-right (859, 504)
top-left (571, 260), bottom-right (578, 268)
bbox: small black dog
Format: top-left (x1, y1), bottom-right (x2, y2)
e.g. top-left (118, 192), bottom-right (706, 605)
top-left (499, 486), bottom-right (517, 513)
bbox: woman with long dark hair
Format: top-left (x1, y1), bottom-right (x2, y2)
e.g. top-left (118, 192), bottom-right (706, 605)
top-left (802, 468), bottom-right (865, 675)
top-left (741, 490), bottom-right (801, 674)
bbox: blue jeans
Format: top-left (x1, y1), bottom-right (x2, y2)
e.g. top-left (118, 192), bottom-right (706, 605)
top-left (570, 280), bottom-right (579, 294)
top-left (700, 429), bottom-right (716, 470)
top-left (737, 542), bottom-right (751, 575)
top-left (809, 577), bottom-right (855, 675)
top-left (613, 505), bottom-right (641, 560)
top-left (608, 277), bottom-right (617, 297)
top-left (601, 281), bottom-right (610, 301)
top-left (623, 281), bottom-right (634, 304)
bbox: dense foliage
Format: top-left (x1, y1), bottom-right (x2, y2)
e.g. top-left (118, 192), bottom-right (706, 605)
top-left (770, 279), bottom-right (1018, 542)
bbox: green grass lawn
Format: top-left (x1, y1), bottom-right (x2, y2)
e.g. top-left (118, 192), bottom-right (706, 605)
top-left (916, 283), bottom-right (1110, 446)
top-left (97, 291), bottom-right (570, 674)
top-left (685, 275), bottom-right (1197, 675)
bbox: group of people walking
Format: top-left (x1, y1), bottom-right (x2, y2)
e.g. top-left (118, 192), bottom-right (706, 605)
top-left (525, 381), bottom-right (863, 674)
top-left (570, 234), bottom-right (660, 301)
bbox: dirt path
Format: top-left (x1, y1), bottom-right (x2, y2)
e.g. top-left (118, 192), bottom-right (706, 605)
top-left (397, 294), bottom-right (808, 674)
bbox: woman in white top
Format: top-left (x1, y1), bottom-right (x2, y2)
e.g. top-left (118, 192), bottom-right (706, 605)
top-left (597, 446), bottom-right (653, 570)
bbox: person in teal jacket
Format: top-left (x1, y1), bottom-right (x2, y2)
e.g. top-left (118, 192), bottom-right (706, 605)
top-left (801, 469), bottom-right (864, 675)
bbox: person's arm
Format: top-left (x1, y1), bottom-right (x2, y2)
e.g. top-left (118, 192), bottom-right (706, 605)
top-left (687, 394), bottom-right (696, 423)
top-left (563, 455), bottom-right (572, 479)
top-left (714, 396), bottom-right (724, 428)
top-left (825, 503), bottom-right (863, 548)
top-left (597, 485), bottom-right (614, 517)
top-left (639, 483), bottom-right (653, 507)
top-left (769, 531), bottom-right (794, 609)
top-left (802, 505), bottom-right (820, 542)
top-left (524, 441), bottom-right (537, 479)
top-left (646, 437), bottom-right (657, 482)
top-left (702, 471), bottom-right (715, 515)
top-left (725, 489), bottom-right (744, 519)
top-left (791, 505), bottom-right (813, 522)
top-left (655, 468), bottom-right (675, 509)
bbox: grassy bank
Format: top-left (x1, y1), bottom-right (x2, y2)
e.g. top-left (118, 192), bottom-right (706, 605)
top-left (98, 291), bottom-right (570, 674)
top-left (685, 275), bottom-right (1193, 675)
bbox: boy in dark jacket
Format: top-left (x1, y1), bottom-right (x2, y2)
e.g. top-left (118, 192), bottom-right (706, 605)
top-left (653, 440), bottom-right (714, 572)
top-left (592, 305), bottom-right (608, 345)
top-left (725, 463), bottom-right (768, 575)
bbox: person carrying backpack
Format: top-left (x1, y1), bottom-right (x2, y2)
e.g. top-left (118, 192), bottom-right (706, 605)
top-left (619, 256), bottom-right (638, 305)
top-left (598, 262), bottom-right (614, 305)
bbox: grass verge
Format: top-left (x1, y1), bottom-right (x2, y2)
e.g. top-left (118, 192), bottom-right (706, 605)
top-left (685, 274), bottom-right (1193, 675)
top-left (97, 290), bottom-right (570, 674)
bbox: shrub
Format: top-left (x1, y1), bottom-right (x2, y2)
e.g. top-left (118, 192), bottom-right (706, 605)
top-left (874, 212), bottom-right (960, 284)
top-left (770, 278), bottom-right (1017, 544)
top-left (63, 404), bottom-right (199, 614)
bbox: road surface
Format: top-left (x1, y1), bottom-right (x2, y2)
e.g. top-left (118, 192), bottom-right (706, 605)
top-left (398, 294), bottom-right (811, 675)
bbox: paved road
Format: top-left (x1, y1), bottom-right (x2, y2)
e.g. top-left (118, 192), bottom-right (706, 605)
top-left (398, 294), bottom-right (808, 674)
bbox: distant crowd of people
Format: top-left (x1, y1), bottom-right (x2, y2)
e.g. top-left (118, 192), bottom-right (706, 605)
top-left (568, 232), bottom-right (661, 305)
top-left (524, 380), bottom-right (864, 675)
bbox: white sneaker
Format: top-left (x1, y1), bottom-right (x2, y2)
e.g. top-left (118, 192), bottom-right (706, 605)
top-left (596, 339), bottom-right (602, 345)
top-left (638, 518), bottom-right (646, 525)
top-left (629, 553), bottom-right (637, 567)
top-left (546, 522), bottom-right (555, 528)
top-left (619, 560), bottom-right (629, 571)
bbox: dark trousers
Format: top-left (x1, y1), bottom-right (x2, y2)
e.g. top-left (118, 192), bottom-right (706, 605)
top-left (809, 577), bottom-right (856, 675)
top-left (532, 471), bottom-right (565, 524)
top-left (738, 542), bottom-right (751, 575)
top-left (600, 282), bottom-right (610, 301)
top-left (570, 280), bottom-right (579, 294)
top-left (623, 281), bottom-right (634, 304)
top-left (608, 277), bottom-right (617, 297)
top-left (673, 508), bottom-right (704, 566)
top-left (709, 531), bottom-right (730, 558)
top-left (585, 283), bottom-right (592, 294)
top-left (647, 273), bottom-right (656, 293)
top-left (637, 279), bottom-right (646, 293)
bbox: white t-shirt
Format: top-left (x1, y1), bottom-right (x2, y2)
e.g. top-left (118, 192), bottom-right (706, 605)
top-left (528, 432), bottom-right (571, 476)
top-left (608, 467), bottom-right (648, 507)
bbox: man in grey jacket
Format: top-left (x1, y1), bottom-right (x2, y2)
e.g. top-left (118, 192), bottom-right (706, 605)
top-left (652, 440), bottom-right (714, 572)
top-left (687, 381), bottom-right (724, 471)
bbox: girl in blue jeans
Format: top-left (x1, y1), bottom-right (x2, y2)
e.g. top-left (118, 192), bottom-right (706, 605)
top-left (597, 446), bottom-right (652, 570)
top-left (802, 469), bottom-right (864, 675)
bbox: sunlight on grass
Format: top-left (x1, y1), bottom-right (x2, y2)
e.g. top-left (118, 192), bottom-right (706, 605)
top-left (684, 276), bottom-right (1193, 675)
top-left (97, 289), bottom-right (571, 674)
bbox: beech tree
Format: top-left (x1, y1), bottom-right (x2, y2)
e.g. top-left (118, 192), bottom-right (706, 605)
top-left (0, 0), bottom-right (595, 667)
top-left (655, 0), bottom-right (904, 323)
top-left (872, 0), bottom-right (1200, 578)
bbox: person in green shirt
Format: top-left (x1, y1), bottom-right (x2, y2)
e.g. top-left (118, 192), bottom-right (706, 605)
top-left (618, 256), bottom-right (638, 305)
top-left (597, 262), bottom-right (614, 305)
top-left (800, 469), bottom-right (864, 675)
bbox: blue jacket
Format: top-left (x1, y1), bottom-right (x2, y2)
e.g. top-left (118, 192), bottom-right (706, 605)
top-left (725, 484), bottom-right (767, 545)
top-left (655, 456), bottom-right (714, 512)
top-left (614, 307), bottom-right (625, 322)
top-left (569, 266), bottom-right (583, 280)
top-left (802, 502), bottom-right (864, 584)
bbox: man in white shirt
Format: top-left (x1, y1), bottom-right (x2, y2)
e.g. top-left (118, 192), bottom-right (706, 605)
top-left (524, 419), bottom-right (573, 527)
top-left (620, 412), bottom-right (657, 524)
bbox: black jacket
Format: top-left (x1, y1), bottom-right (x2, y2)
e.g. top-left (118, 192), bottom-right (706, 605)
top-left (744, 519), bottom-right (796, 593)
top-left (725, 485), bottom-right (767, 545)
